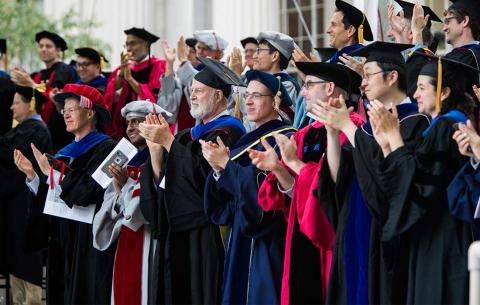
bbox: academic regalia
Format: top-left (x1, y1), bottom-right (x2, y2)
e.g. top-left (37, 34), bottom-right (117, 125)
top-left (26, 132), bottom-right (117, 305)
top-left (378, 112), bottom-right (471, 304)
top-left (75, 47), bottom-right (109, 94)
top-left (141, 57), bottom-right (246, 304)
top-left (259, 114), bottom-right (363, 305)
top-left (24, 85), bottom-right (116, 305)
top-left (448, 161), bottom-right (480, 239)
top-left (0, 114), bottom-right (52, 287)
top-left (104, 56), bottom-right (166, 139)
top-left (318, 102), bottom-right (430, 305)
top-left (445, 44), bottom-right (480, 128)
top-left (204, 119), bottom-right (295, 305)
top-left (31, 61), bottom-right (78, 151)
top-left (0, 74), bottom-right (14, 135)
top-left (93, 148), bottom-right (150, 305)
top-left (140, 117), bottom-right (245, 304)
top-left (327, 44), bottom-right (363, 63)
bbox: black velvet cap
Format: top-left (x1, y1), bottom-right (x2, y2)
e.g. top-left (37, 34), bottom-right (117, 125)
top-left (35, 30), bottom-right (68, 51)
top-left (194, 57), bottom-right (246, 97)
top-left (15, 86), bottom-right (47, 106)
top-left (349, 41), bottom-right (413, 66)
top-left (124, 27), bottom-right (159, 44)
top-left (394, 0), bottom-right (442, 23)
top-left (75, 48), bottom-right (108, 64)
top-left (335, 0), bottom-right (374, 41)
top-left (240, 37), bottom-right (258, 48)
top-left (185, 38), bottom-right (197, 49)
top-left (295, 61), bottom-right (362, 94)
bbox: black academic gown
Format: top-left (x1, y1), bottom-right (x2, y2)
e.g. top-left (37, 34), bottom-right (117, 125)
top-left (318, 104), bottom-right (430, 305)
top-left (25, 136), bottom-right (117, 305)
top-left (140, 123), bottom-right (244, 305)
top-left (0, 117), bottom-right (52, 286)
top-left (379, 117), bottom-right (472, 304)
top-left (0, 74), bottom-right (14, 136)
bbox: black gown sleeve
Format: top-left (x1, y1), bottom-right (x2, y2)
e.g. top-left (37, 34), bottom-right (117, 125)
top-left (379, 118), bottom-right (467, 241)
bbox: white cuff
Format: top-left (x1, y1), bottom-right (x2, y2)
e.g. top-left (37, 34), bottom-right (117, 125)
top-left (471, 157), bottom-right (479, 170)
top-left (277, 182), bottom-right (294, 198)
top-left (25, 174), bottom-right (40, 195)
top-left (213, 171), bottom-right (222, 181)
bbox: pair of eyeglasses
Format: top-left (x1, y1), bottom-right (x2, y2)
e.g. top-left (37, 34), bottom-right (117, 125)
top-left (256, 48), bottom-right (271, 55)
top-left (60, 108), bottom-right (81, 115)
top-left (245, 92), bottom-right (273, 100)
top-left (444, 16), bottom-right (459, 25)
top-left (363, 70), bottom-right (392, 81)
top-left (76, 62), bottom-right (93, 69)
top-left (303, 81), bottom-right (328, 90)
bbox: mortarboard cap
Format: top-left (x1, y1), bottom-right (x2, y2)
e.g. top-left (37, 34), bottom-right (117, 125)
top-left (121, 100), bottom-right (172, 118)
top-left (295, 61), bottom-right (362, 94)
top-left (413, 51), bottom-right (480, 112)
top-left (54, 84), bottom-right (111, 124)
top-left (35, 30), bottom-right (68, 51)
top-left (245, 70), bottom-right (293, 107)
top-left (394, 0), bottom-right (442, 23)
top-left (335, 0), bottom-right (374, 42)
top-left (185, 38), bottom-right (197, 49)
top-left (314, 47), bottom-right (338, 62)
top-left (194, 56), bottom-right (245, 97)
top-left (0, 39), bottom-right (6, 54)
top-left (240, 37), bottom-right (258, 48)
top-left (193, 30), bottom-right (229, 51)
top-left (124, 27), bottom-right (159, 44)
top-left (75, 47), bottom-right (108, 65)
top-left (349, 41), bottom-right (413, 66)
top-left (256, 31), bottom-right (295, 59)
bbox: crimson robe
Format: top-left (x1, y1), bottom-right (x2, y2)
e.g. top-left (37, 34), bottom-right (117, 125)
top-left (258, 114), bottom-right (364, 305)
top-left (104, 57), bottom-right (166, 139)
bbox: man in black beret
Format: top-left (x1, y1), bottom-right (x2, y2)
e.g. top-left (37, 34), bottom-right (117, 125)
top-left (74, 47), bottom-right (109, 94)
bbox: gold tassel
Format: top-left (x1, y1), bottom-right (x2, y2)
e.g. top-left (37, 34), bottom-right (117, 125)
top-left (234, 88), bottom-right (242, 122)
top-left (30, 94), bottom-right (36, 112)
top-left (100, 56), bottom-right (105, 71)
top-left (358, 24), bottom-right (364, 44)
top-left (435, 56), bottom-right (443, 113)
top-left (358, 12), bottom-right (366, 44)
top-left (273, 92), bottom-right (281, 112)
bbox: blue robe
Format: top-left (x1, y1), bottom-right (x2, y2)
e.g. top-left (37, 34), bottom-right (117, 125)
top-left (448, 161), bottom-right (480, 239)
top-left (204, 119), bottom-right (295, 305)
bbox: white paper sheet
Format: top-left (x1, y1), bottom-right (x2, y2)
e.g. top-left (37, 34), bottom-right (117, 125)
top-left (43, 179), bottom-right (96, 223)
top-left (92, 138), bottom-right (138, 189)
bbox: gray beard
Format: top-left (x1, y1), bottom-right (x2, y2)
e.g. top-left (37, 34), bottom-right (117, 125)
top-left (190, 94), bottom-right (215, 120)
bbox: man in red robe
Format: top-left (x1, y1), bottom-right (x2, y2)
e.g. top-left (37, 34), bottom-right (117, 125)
top-left (104, 27), bottom-right (166, 140)
top-left (250, 61), bottom-right (363, 305)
